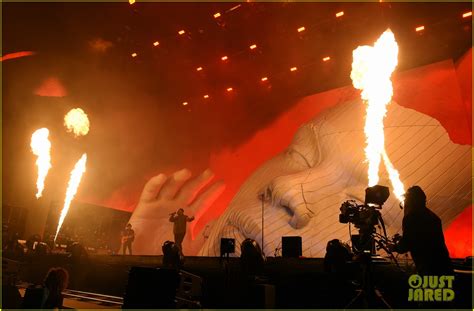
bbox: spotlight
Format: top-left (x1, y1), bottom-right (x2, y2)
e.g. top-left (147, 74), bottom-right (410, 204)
top-left (323, 56), bottom-right (331, 62)
top-left (214, 12), bottom-right (221, 18)
top-left (131, 52), bottom-right (137, 58)
top-left (153, 41), bottom-right (160, 47)
top-left (221, 55), bottom-right (228, 61)
top-left (203, 94), bottom-right (209, 99)
top-left (261, 77), bottom-right (268, 82)
top-left (226, 87), bottom-right (233, 92)
top-left (129, 0), bottom-right (135, 4)
top-left (178, 30), bottom-right (186, 35)
top-left (196, 67), bottom-right (203, 71)
top-left (336, 11), bottom-right (344, 18)
top-left (415, 26), bottom-right (425, 32)
top-left (182, 102), bottom-right (188, 106)
top-left (290, 67), bottom-right (297, 72)
top-left (250, 44), bottom-right (257, 50)
top-left (462, 11), bottom-right (472, 18)
top-left (297, 26), bottom-right (305, 33)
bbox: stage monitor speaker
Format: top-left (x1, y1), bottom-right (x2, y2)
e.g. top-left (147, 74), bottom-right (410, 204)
top-left (220, 238), bottom-right (235, 256)
top-left (122, 267), bottom-right (179, 309)
top-left (282, 236), bottom-right (302, 258)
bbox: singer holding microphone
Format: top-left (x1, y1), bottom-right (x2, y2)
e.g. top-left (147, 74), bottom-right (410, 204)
top-left (169, 208), bottom-right (195, 254)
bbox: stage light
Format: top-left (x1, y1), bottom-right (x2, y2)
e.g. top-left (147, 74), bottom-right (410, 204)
top-left (129, 0), bottom-right (135, 4)
top-left (178, 30), bottom-right (186, 35)
top-left (336, 11), bottom-right (344, 17)
top-left (214, 12), bottom-right (221, 18)
top-left (415, 26), bottom-right (425, 32)
top-left (227, 87), bottom-right (233, 92)
top-left (261, 77), bottom-right (268, 82)
top-left (131, 52), bottom-right (137, 58)
top-left (203, 94), bottom-right (209, 99)
top-left (250, 44), bottom-right (257, 50)
top-left (323, 56), bottom-right (331, 62)
top-left (153, 41), bottom-right (159, 47)
top-left (221, 55), bottom-right (228, 61)
top-left (196, 67), bottom-right (203, 71)
top-left (290, 66), bottom-right (297, 72)
top-left (462, 11), bottom-right (472, 18)
top-left (297, 26), bottom-right (306, 33)
top-left (182, 102), bottom-right (188, 106)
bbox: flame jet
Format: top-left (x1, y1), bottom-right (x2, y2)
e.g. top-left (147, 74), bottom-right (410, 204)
top-left (64, 108), bottom-right (90, 137)
top-left (30, 128), bottom-right (52, 198)
top-left (55, 153), bottom-right (87, 241)
top-left (350, 29), bottom-right (405, 201)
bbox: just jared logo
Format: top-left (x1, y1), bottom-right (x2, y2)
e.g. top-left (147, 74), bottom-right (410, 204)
top-left (408, 274), bottom-right (455, 302)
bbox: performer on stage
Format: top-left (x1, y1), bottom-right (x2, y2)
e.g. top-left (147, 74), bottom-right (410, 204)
top-left (169, 208), bottom-right (194, 254)
top-left (121, 223), bottom-right (135, 255)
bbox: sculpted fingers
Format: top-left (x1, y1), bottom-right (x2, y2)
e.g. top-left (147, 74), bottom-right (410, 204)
top-left (139, 174), bottom-right (167, 203)
top-left (158, 169), bottom-right (192, 200)
top-left (176, 169), bottom-right (215, 204)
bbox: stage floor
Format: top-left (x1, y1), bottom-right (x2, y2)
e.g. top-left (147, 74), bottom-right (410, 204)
top-left (14, 254), bottom-right (474, 309)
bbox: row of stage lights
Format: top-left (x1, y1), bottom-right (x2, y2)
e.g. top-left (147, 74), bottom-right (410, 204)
top-left (126, 5), bottom-right (471, 107)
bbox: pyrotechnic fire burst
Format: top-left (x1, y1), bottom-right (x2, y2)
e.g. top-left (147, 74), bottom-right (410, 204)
top-left (30, 128), bottom-right (52, 198)
top-left (55, 153), bottom-right (87, 241)
top-left (351, 29), bottom-right (405, 201)
top-left (64, 108), bottom-right (90, 137)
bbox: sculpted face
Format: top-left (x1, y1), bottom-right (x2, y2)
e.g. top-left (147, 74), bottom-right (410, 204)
top-left (199, 100), bottom-right (471, 257)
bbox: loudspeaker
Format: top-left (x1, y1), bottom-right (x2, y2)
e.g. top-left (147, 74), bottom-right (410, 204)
top-left (282, 236), bottom-right (302, 258)
top-left (220, 238), bottom-right (235, 256)
top-left (122, 267), bottom-right (179, 308)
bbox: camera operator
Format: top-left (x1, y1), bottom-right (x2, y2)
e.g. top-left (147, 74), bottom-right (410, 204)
top-left (389, 186), bottom-right (453, 276)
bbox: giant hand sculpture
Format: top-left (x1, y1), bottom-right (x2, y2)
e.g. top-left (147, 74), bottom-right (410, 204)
top-left (199, 100), bottom-right (471, 257)
top-left (129, 169), bottom-right (225, 255)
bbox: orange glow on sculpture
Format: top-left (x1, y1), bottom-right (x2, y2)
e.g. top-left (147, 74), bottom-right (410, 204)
top-left (55, 153), bottom-right (87, 241)
top-left (351, 29), bottom-right (405, 201)
top-left (30, 128), bottom-right (52, 199)
top-left (64, 108), bottom-right (90, 137)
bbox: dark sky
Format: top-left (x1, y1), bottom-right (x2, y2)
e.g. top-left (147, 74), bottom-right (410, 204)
top-left (2, 2), bottom-right (471, 210)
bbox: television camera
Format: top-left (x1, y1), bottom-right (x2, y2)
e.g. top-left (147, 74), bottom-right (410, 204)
top-left (339, 185), bottom-right (394, 254)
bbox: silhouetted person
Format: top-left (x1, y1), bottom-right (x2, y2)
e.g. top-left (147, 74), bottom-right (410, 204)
top-left (240, 239), bottom-right (265, 277)
top-left (324, 239), bottom-right (352, 276)
top-left (162, 241), bottom-right (183, 269)
top-left (22, 267), bottom-right (69, 309)
top-left (169, 209), bottom-right (194, 254)
top-left (121, 223), bottom-right (135, 255)
top-left (392, 186), bottom-right (453, 275)
top-left (2, 268), bottom-right (22, 309)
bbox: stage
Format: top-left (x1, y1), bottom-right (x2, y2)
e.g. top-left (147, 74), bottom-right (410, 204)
top-left (13, 253), bottom-right (473, 308)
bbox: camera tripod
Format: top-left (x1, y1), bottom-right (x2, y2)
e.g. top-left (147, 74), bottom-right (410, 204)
top-left (345, 252), bottom-right (392, 309)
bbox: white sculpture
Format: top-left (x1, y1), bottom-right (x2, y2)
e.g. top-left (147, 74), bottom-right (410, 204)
top-left (199, 100), bottom-right (471, 257)
top-left (128, 99), bottom-right (471, 257)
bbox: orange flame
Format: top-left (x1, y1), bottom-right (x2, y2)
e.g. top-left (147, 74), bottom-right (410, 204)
top-left (351, 29), bottom-right (405, 201)
top-left (30, 128), bottom-right (52, 198)
top-left (55, 154), bottom-right (87, 241)
top-left (64, 108), bottom-right (90, 137)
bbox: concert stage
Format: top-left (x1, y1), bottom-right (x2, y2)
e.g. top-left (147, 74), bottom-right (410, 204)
top-left (17, 253), bottom-right (473, 309)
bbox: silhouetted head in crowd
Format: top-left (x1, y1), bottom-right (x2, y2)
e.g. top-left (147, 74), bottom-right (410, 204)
top-left (44, 267), bottom-right (69, 293)
top-left (162, 241), bottom-right (183, 268)
top-left (177, 208), bottom-right (184, 216)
